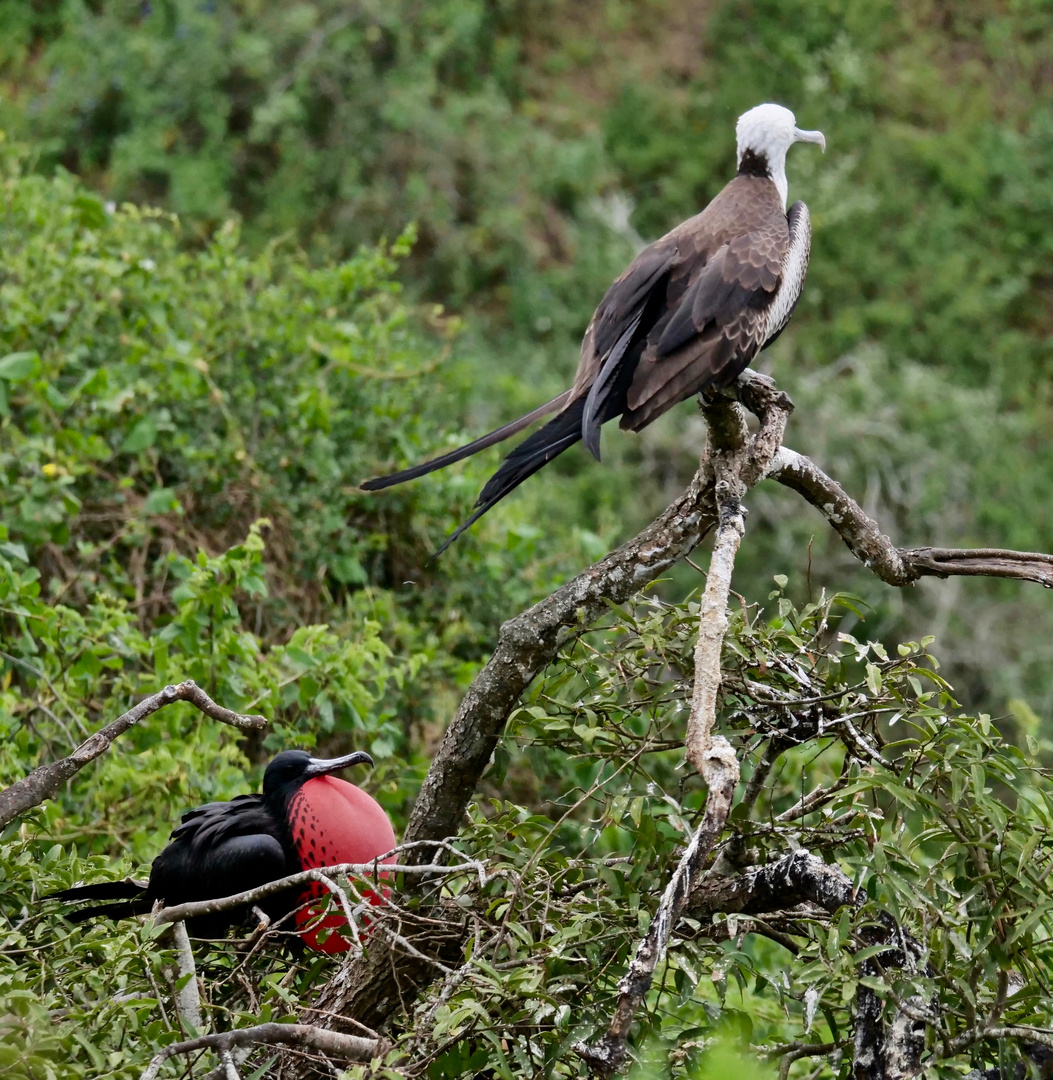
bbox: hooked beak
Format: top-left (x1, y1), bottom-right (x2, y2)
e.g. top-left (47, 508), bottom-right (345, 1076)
top-left (303, 750), bottom-right (374, 778)
top-left (794, 127), bottom-right (826, 152)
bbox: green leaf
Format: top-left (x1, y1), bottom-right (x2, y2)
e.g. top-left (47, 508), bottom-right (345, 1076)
top-left (141, 488), bottom-right (180, 516)
top-left (120, 417), bottom-right (158, 453)
top-left (865, 663), bottom-right (883, 695)
top-left (0, 542), bottom-right (28, 563)
top-left (73, 193), bottom-right (109, 229)
top-left (0, 352), bottom-right (41, 381)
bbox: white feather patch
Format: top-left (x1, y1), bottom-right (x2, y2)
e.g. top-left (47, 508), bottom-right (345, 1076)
top-left (765, 202), bottom-right (811, 342)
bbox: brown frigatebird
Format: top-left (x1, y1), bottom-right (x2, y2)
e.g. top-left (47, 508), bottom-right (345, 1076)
top-left (361, 103), bottom-right (825, 553)
top-left (50, 749), bottom-right (396, 953)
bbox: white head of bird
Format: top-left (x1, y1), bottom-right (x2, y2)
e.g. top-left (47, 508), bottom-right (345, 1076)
top-left (735, 103), bottom-right (825, 209)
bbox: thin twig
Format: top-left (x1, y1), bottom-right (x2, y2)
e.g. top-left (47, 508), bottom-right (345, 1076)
top-left (0, 680), bottom-right (267, 829)
top-left (152, 856), bottom-right (486, 927)
top-left (139, 1022), bottom-right (382, 1080)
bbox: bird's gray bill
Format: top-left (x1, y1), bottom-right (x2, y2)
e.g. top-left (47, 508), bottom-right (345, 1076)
top-left (304, 751), bottom-right (375, 777)
top-left (794, 128), bottom-right (826, 151)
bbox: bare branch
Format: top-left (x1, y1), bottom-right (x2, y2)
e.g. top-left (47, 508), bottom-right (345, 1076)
top-left (770, 448), bottom-right (1053, 588)
top-left (578, 377), bottom-right (792, 1078)
top-left (139, 1022), bottom-right (382, 1080)
top-left (0, 680), bottom-right (267, 829)
top-left (401, 470), bottom-right (721, 854)
top-left (777, 777), bottom-right (849, 822)
top-left (764, 1041), bottom-right (843, 1080)
top-left (853, 982), bottom-right (887, 1080)
top-left (686, 373), bottom-right (791, 775)
top-left (293, 371), bottom-right (1053, 1066)
top-left (219, 1048), bottom-right (241, 1080)
top-left (944, 1024), bottom-right (1053, 1056)
top-left (151, 854), bottom-right (486, 927)
top-left (686, 848), bottom-right (856, 920)
top-left (685, 485), bottom-right (746, 774)
top-left (170, 920), bottom-right (204, 1034)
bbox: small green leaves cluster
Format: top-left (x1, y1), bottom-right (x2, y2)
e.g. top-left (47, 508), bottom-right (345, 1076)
top-left (344, 587), bottom-right (1053, 1079)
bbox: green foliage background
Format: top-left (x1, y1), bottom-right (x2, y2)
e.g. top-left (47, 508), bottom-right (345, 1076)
top-left (5, 0), bottom-right (1050, 711)
top-left (2, 0), bottom-right (1053, 1076)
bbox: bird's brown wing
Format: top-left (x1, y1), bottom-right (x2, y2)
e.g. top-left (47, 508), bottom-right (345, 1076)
top-left (569, 238), bottom-right (680, 404)
top-left (621, 216), bottom-right (788, 431)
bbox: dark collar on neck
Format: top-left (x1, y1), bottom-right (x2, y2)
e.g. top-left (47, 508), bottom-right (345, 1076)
top-left (737, 149), bottom-right (772, 179)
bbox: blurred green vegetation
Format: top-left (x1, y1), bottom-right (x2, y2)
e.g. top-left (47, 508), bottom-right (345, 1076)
top-left (4, 0), bottom-right (1051, 714)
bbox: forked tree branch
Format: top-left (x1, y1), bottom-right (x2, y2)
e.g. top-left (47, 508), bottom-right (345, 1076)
top-left (287, 372), bottom-right (1053, 1073)
top-left (770, 448), bottom-right (1053, 587)
top-left (401, 459), bottom-right (720, 854)
top-left (0, 680), bottom-right (267, 829)
top-left (579, 376), bottom-right (793, 1078)
top-left (405, 373), bottom-right (1053, 863)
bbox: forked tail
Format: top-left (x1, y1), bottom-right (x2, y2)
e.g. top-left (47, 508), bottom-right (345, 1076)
top-left (361, 390), bottom-right (572, 491)
top-left (431, 397), bottom-right (587, 557)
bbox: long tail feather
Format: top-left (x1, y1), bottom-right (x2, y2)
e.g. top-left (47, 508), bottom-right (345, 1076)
top-left (59, 898), bottom-right (153, 923)
top-left (361, 391), bottom-right (572, 491)
top-left (582, 314), bottom-right (642, 461)
top-left (46, 880), bottom-right (148, 902)
top-left (46, 880), bottom-right (151, 923)
top-left (431, 398), bottom-right (587, 558)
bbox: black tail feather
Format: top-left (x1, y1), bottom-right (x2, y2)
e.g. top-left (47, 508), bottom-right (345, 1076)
top-left (46, 880), bottom-right (151, 923)
top-left (360, 391), bottom-right (572, 491)
top-left (59, 898), bottom-right (153, 923)
top-left (47, 880), bottom-right (147, 902)
top-left (430, 398), bottom-right (587, 558)
top-left (581, 314), bottom-right (642, 461)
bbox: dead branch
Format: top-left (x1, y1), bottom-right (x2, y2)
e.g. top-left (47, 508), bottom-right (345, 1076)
top-left (402, 474), bottom-right (721, 857)
top-left (0, 680), bottom-right (267, 829)
top-left (170, 920), bottom-right (204, 1034)
top-left (685, 480), bottom-right (746, 775)
top-left (770, 448), bottom-right (1053, 587)
top-left (291, 372), bottom-right (1053, 1071)
top-left (150, 853), bottom-right (486, 927)
top-left (139, 1022), bottom-right (382, 1080)
top-left (579, 377), bottom-right (792, 1078)
top-left (686, 375), bottom-right (791, 769)
top-left (685, 848), bottom-right (856, 919)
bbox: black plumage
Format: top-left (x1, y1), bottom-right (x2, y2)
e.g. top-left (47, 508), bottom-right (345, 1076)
top-left (49, 749), bottom-right (375, 940)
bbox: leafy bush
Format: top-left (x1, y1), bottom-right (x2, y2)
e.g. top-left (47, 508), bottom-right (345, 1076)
top-left (5, 587), bottom-right (1051, 1077)
top-left (0, 135), bottom-right (612, 751)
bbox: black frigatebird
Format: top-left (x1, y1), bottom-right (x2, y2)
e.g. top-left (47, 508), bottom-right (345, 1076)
top-left (50, 749), bottom-right (396, 953)
top-left (361, 103), bottom-right (825, 553)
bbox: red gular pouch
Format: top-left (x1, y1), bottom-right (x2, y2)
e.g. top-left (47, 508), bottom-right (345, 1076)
top-left (287, 775), bottom-right (397, 953)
